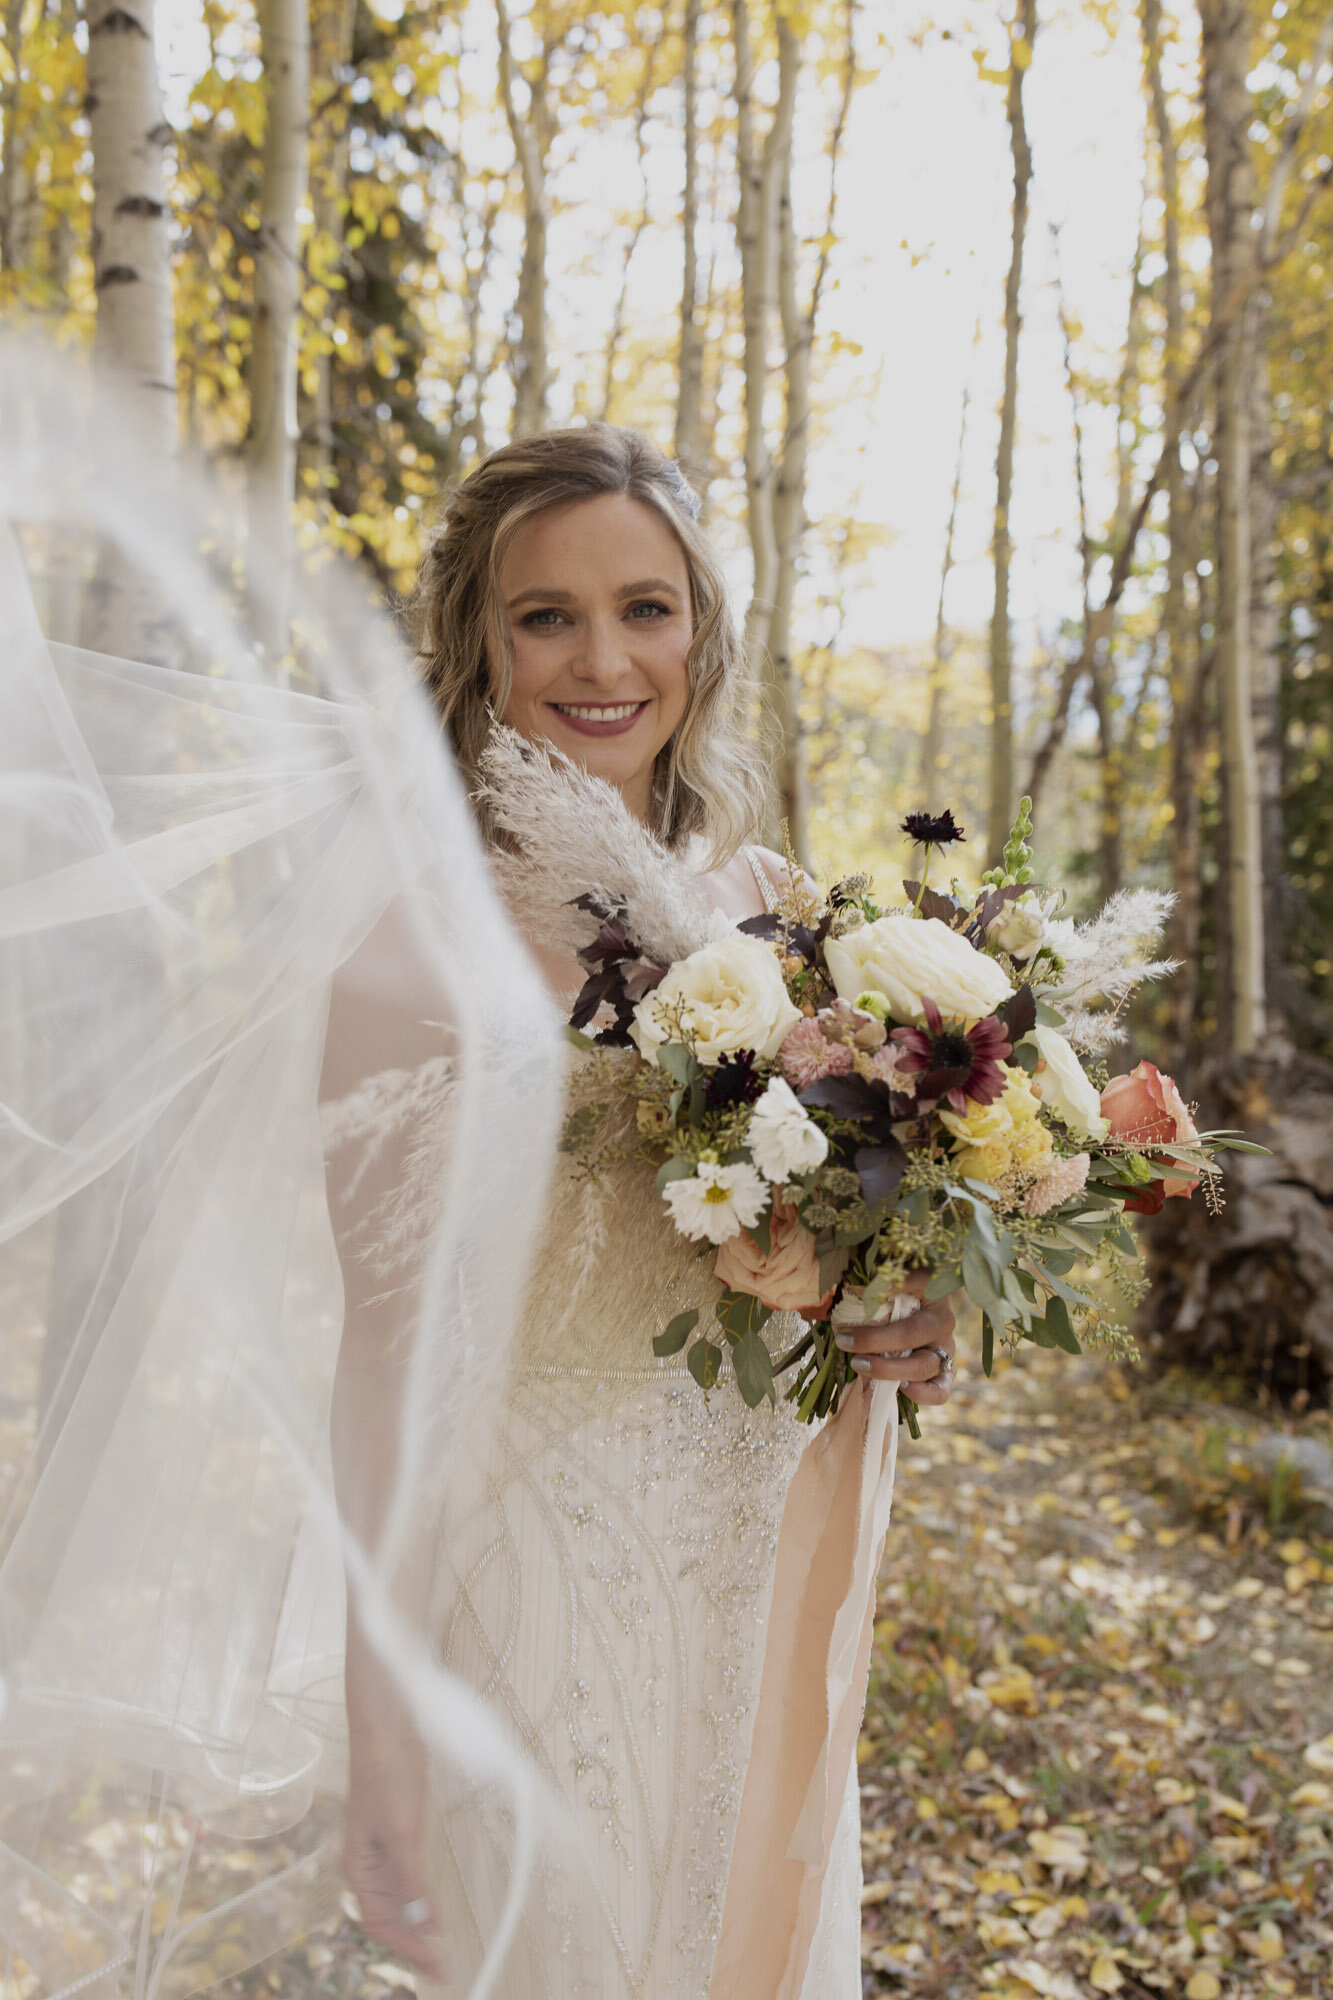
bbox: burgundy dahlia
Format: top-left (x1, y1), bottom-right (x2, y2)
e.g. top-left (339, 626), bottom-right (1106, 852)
top-left (891, 995), bottom-right (1012, 1111)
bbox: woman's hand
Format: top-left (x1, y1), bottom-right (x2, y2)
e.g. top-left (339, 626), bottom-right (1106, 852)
top-left (344, 1637), bottom-right (446, 1982)
top-left (343, 1750), bottom-right (445, 1981)
top-left (833, 1269), bottom-right (958, 1406)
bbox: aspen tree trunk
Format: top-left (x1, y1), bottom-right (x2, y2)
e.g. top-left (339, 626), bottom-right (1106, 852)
top-left (82, 0), bottom-right (178, 657)
top-left (732, 0), bottom-right (780, 673)
top-left (1143, 0), bottom-right (1202, 1064)
top-left (248, 0), bottom-right (309, 662)
top-left (922, 349), bottom-right (974, 802)
top-left (1087, 213), bottom-right (1146, 903)
top-left (496, 0), bottom-right (551, 438)
top-left (600, 39), bottom-right (658, 422)
top-left (1201, 0), bottom-right (1266, 1053)
top-left (766, 15), bottom-right (809, 856)
top-left (308, 0), bottom-right (355, 505)
top-left (1, 0), bottom-right (29, 274)
top-left (676, 0), bottom-right (706, 484)
top-left (85, 0), bottom-right (176, 455)
top-left (987, 0), bottom-right (1037, 867)
top-left (1249, 344), bottom-right (1285, 1017)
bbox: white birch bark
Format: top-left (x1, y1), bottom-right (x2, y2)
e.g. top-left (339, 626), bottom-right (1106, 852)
top-left (248, 0), bottom-right (310, 662)
top-left (496, 0), bottom-right (551, 439)
top-left (676, 0), bottom-right (706, 485)
top-left (987, 0), bottom-right (1036, 867)
top-left (85, 0), bottom-right (176, 452)
top-left (1202, 0), bottom-right (1266, 1052)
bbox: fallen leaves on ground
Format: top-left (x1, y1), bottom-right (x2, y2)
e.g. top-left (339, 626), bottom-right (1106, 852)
top-left (859, 1344), bottom-right (1333, 2000)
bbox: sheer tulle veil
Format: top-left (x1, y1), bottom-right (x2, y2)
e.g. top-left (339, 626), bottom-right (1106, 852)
top-left (0, 341), bottom-right (571, 1998)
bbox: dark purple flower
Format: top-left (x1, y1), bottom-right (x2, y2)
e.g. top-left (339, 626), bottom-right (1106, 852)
top-left (890, 995), bottom-right (1012, 1112)
top-left (704, 1049), bottom-right (764, 1109)
top-left (900, 809), bottom-right (966, 848)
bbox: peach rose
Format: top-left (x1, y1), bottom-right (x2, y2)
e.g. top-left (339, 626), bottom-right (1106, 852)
top-left (713, 1193), bottom-right (849, 1315)
top-left (1099, 1058), bottom-right (1199, 1215)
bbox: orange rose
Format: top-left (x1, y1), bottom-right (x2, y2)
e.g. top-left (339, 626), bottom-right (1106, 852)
top-left (1099, 1058), bottom-right (1200, 1215)
top-left (713, 1193), bottom-right (849, 1315)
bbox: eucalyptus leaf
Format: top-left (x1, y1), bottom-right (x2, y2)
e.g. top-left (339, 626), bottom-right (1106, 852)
top-left (1041, 1294), bottom-right (1081, 1354)
top-left (748, 1208), bottom-right (773, 1257)
top-left (656, 1155), bottom-right (695, 1197)
top-left (656, 1043), bottom-right (695, 1087)
top-left (924, 1266), bottom-right (961, 1302)
top-left (733, 1326), bottom-right (777, 1408)
top-left (715, 1288), bottom-right (773, 1340)
top-left (653, 1308), bottom-right (699, 1357)
top-left (687, 1337), bottom-right (723, 1391)
top-left (564, 1024), bottom-right (597, 1051)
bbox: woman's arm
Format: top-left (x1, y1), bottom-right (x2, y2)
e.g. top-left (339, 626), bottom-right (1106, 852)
top-left (321, 904), bottom-right (451, 1981)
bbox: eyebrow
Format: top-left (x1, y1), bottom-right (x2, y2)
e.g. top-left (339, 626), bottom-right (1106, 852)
top-left (505, 577), bottom-right (685, 609)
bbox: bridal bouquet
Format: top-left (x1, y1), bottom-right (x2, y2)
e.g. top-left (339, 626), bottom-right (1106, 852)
top-left (560, 796), bottom-right (1259, 1432)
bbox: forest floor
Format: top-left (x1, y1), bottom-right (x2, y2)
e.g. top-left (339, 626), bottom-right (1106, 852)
top-left (859, 1344), bottom-right (1333, 2000)
top-left (4, 1255), bottom-right (1331, 1999)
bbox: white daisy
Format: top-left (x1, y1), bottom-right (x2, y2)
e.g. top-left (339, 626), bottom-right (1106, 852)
top-left (746, 1076), bottom-right (830, 1183)
top-left (662, 1159), bottom-right (769, 1245)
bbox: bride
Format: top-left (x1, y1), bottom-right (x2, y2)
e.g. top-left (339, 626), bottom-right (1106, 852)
top-left (325, 422), bottom-right (960, 1998)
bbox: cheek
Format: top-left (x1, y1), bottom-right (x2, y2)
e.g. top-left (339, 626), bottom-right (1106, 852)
top-left (649, 632), bottom-right (693, 729)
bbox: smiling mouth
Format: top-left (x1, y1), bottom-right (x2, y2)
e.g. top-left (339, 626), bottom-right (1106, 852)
top-left (550, 701), bottom-right (649, 722)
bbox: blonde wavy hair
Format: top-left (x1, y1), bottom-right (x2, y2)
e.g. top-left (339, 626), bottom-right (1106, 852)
top-left (414, 423), bottom-right (767, 866)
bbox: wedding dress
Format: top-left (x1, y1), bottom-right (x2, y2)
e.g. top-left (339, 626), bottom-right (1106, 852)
top-left (323, 828), bottom-right (905, 2000)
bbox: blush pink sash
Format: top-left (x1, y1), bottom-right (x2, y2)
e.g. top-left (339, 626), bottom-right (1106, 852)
top-left (708, 1375), bottom-right (900, 1997)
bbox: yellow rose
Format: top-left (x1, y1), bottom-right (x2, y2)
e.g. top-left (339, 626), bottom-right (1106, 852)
top-left (1001, 1069), bottom-right (1044, 1125)
top-left (938, 1093), bottom-right (1015, 1149)
top-left (953, 1140), bottom-right (1011, 1185)
top-left (1009, 1119), bottom-right (1055, 1176)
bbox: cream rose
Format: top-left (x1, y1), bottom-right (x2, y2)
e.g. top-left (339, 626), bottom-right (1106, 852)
top-left (823, 913), bottom-right (1013, 1027)
top-left (1028, 1026), bottom-right (1109, 1141)
top-left (630, 932), bottom-right (801, 1068)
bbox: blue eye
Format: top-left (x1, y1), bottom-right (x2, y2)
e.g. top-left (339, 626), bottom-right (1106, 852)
top-left (629, 602), bottom-right (670, 619)
top-left (522, 609), bottom-right (564, 629)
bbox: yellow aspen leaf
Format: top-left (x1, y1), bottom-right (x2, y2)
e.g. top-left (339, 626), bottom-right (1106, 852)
top-left (1289, 1781), bottom-right (1332, 1808)
top-left (859, 1880), bottom-right (893, 1907)
top-left (1303, 1734), bottom-right (1333, 1772)
top-left (915, 1795), bottom-right (939, 1820)
top-left (963, 1746), bottom-right (990, 1773)
top-left (1183, 1976), bottom-right (1221, 2000)
top-left (1089, 1955), bottom-right (1124, 1993)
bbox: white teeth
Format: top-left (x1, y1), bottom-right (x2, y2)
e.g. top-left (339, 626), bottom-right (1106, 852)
top-left (553, 702), bottom-right (645, 721)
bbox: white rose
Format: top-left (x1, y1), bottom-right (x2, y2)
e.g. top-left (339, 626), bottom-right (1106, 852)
top-left (824, 913), bottom-right (1013, 1027)
top-left (630, 932), bottom-right (801, 1068)
top-left (1028, 1025), bottom-right (1109, 1141)
top-left (987, 892), bottom-right (1046, 962)
top-left (746, 1076), bottom-right (830, 1183)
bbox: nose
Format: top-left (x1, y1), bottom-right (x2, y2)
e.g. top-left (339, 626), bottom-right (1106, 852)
top-left (569, 612), bottom-right (632, 689)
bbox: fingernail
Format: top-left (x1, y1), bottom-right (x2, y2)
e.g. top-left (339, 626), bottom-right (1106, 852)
top-left (850, 1357), bottom-right (871, 1373)
top-left (834, 1332), bottom-right (856, 1350)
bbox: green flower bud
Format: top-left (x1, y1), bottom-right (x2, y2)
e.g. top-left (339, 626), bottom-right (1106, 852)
top-left (1125, 1152), bottom-right (1154, 1184)
top-left (854, 990), bottom-right (892, 1022)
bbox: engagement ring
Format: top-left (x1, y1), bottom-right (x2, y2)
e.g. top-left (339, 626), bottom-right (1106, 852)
top-left (926, 1345), bottom-right (956, 1381)
top-left (403, 1898), bottom-right (431, 1928)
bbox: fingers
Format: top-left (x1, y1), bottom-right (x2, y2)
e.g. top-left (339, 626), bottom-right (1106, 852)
top-left (344, 1848), bottom-right (446, 1980)
top-left (835, 1296), bottom-right (956, 1361)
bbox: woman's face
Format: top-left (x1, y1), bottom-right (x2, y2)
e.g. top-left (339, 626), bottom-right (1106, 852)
top-left (492, 492), bottom-right (693, 821)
